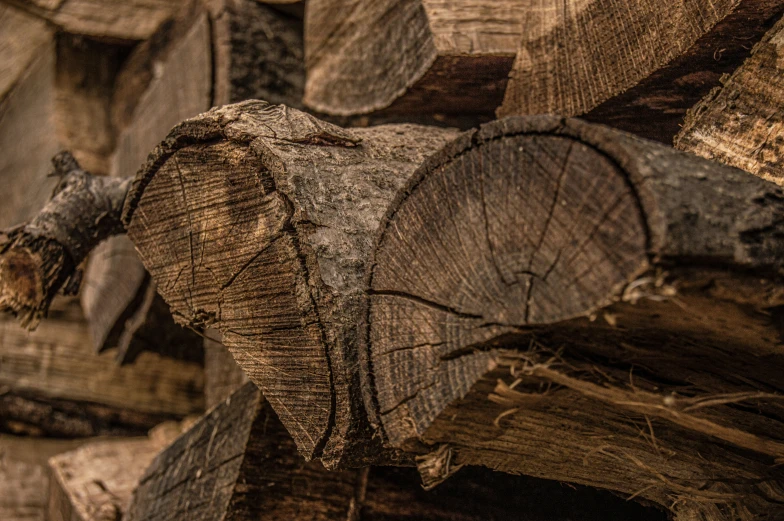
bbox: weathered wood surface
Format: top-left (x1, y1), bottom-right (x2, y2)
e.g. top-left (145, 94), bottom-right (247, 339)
top-left (0, 297), bottom-right (204, 436)
top-left (0, 434), bottom-right (87, 521)
top-left (123, 101), bottom-right (460, 465)
top-left (304, 0), bottom-right (784, 142)
top-left (2, 0), bottom-right (180, 41)
top-left (127, 382), bottom-right (665, 521)
top-left (122, 103), bottom-right (784, 520)
top-left (0, 5), bottom-right (60, 229)
top-left (47, 422), bottom-right (187, 521)
top-left (675, 14), bottom-right (784, 185)
top-left (204, 328), bottom-right (248, 409)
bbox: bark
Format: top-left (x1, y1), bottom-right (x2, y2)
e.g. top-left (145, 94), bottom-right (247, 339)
top-left (126, 381), bottom-right (665, 521)
top-left (0, 5), bottom-right (60, 229)
top-left (304, 0), bottom-right (783, 142)
top-left (0, 434), bottom-right (88, 521)
top-left (122, 103), bottom-right (784, 519)
top-left (204, 328), bottom-right (248, 409)
top-left (1, 0), bottom-right (181, 41)
top-left (47, 424), bottom-right (186, 521)
top-left (675, 14), bottom-right (784, 185)
top-left (0, 297), bottom-right (204, 436)
top-left (123, 101), bottom-right (459, 465)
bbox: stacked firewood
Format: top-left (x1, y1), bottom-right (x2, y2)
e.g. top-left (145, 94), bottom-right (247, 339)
top-left (1, 1), bottom-right (783, 520)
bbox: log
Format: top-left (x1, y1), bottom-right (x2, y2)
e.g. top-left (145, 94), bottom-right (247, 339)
top-left (121, 103), bottom-right (784, 519)
top-left (0, 296), bottom-right (204, 437)
top-left (126, 381), bottom-right (665, 521)
top-left (47, 422), bottom-right (187, 521)
top-left (366, 117), bottom-right (784, 521)
top-left (0, 5), bottom-right (60, 229)
top-left (304, 0), bottom-right (784, 142)
top-left (123, 101), bottom-right (460, 465)
top-left (0, 434), bottom-right (88, 521)
top-left (675, 14), bottom-right (784, 185)
top-left (2, 0), bottom-right (180, 41)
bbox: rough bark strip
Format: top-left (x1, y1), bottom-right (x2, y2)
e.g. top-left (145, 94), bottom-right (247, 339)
top-left (210, 0), bottom-right (304, 107)
top-left (368, 116), bottom-right (784, 521)
top-left (675, 15), bottom-right (784, 184)
top-left (123, 101), bottom-right (459, 464)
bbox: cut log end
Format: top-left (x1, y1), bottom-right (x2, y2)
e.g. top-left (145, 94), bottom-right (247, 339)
top-left (369, 118), bottom-right (649, 444)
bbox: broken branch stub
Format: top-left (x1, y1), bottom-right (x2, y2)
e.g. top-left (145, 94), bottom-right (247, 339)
top-left (0, 152), bottom-right (130, 327)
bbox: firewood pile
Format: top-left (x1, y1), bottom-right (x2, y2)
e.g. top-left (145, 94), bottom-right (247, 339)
top-left (1, 1), bottom-right (783, 520)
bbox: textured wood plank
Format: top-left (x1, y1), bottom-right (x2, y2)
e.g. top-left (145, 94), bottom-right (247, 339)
top-left (675, 15), bottom-right (784, 184)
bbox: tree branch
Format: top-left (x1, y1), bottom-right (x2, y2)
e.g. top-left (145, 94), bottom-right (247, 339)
top-left (0, 152), bottom-right (131, 327)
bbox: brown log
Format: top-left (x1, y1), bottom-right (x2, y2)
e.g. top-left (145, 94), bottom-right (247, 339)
top-left (47, 422), bottom-right (187, 521)
top-left (0, 434), bottom-right (88, 521)
top-left (126, 381), bottom-right (666, 521)
top-left (0, 5), bottom-right (60, 229)
top-left (121, 103), bottom-right (784, 519)
top-left (675, 14), bottom-right (784, 185)
top-left (0, 297), bottom-right (204, 437)
top-left (304, 0), bottom-right (784, 142)
top-left (123, 101), bottom-right (460, 465)
top-left (203, 328), bottom-right (248, 409)
top-left (367, 117), bottom-right (784, 521)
